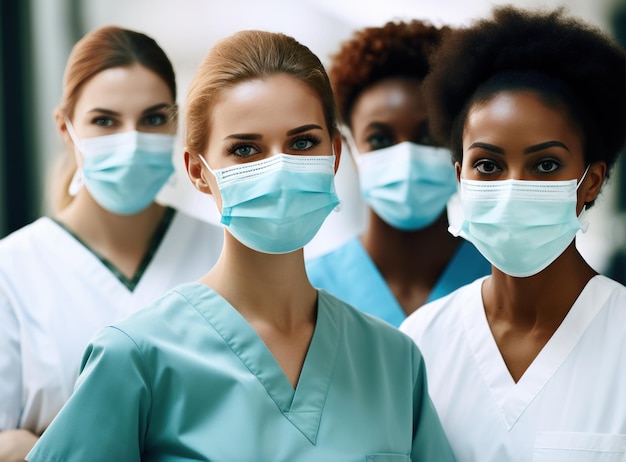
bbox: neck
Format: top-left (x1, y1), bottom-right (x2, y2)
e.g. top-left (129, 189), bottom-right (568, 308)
top-left (55, 192), bottom-right (167, 250)
top-left (482, 242), bottom-right (597, 329)
top-left (362, 210), bottom-right (460, 283)
top-left (202, 232), bottom-right (317, 330)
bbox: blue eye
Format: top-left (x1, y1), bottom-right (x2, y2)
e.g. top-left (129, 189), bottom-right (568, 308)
top-left (290, 135), bottom-right (321, 151)
top-left (93, 117), bottom-right (115, 127)
top-left (229, 144), bottom-right (259, 157)
top-left (142, 113), bottom-right (168, 126)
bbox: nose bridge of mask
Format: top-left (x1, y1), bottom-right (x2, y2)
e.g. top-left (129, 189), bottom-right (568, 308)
top-left (205, 153), bottom-right (336, 187)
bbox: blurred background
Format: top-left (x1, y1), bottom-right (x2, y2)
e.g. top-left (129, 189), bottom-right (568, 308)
top-left (1, 0), bottom-right (625, 281)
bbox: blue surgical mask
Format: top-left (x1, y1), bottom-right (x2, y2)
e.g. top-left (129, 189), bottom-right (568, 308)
top-left (66, 121), bottom-right (175, 215)
top-left (354, 141), bottom-right (457, 231)
top-left (198, 153), bottom-right (340, 254)
top-left (449, 168), bottom-right (590, 277)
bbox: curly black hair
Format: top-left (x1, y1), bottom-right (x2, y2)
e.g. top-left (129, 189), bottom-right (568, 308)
top-left (424, 6), bottom-right (626, 173)
top-left (328, 20), bottom-right (450, 128)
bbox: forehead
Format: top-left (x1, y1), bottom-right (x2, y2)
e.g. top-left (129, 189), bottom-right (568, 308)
top-left (350, 78), bottom-right (426, 125)
top-left (74, 64), bottom-right (173, 112)
top-left (464, 91), bottom-right (584, 151)
top-left (209, 74), bottom-right (327, 136)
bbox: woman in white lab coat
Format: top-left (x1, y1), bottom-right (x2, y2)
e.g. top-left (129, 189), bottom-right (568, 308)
top-left (400, 6), bottom-right (626, 462)
top-left (0, 26), bottom-right (222, 459)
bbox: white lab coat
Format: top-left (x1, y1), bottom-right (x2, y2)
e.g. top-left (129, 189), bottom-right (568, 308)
top-left (400, 275), bottom-right (626, 462)
top-left (0, 210), bottom-right (223, 435)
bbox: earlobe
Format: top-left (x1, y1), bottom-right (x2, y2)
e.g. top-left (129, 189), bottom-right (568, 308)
top-left (455, 162), bottom-right (462, 182)
top-left (184, 150), bottom-right (212, 195)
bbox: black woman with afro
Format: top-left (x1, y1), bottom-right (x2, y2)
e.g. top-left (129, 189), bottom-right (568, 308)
top-left (306, 20), bottom-right (490, 327)
top-left (400, 6), bottom-right (626, 462)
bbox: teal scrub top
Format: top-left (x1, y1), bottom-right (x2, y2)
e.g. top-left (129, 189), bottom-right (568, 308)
top-left (306, 237), bottom-right (491, 327)
top-left (27, 283), bottom-right (454, 462)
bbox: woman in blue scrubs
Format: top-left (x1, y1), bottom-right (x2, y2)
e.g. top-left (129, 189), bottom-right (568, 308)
top-left (27, 30), bottom-right (454, 461)
top-left (306, 21), bottom-right (490, 327)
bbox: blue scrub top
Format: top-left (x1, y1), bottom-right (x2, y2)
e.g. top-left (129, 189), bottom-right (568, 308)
top-left (306, 237), bottom-right (491, 327)
top-left (28, 283), bottom-right (454, 462)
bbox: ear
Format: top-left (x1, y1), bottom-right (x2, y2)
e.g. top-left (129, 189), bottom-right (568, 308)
top-left (54, 110), bottom-right (72, 146)
top-left (580, 161), bottom-right (607, 208)
top-left (455, 161), bottom-right (462, 182)
top-left (332, 132), bottom-right (342, 174)
top-left (184, 149), bottom-right (213, 195)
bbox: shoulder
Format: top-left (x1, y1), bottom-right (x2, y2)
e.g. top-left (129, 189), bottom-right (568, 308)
top-left (589, 275), bottom-right (626, 312)
top-left (0, 218), bottom-right (52, 253)
top-left (319, 289), bottom-right (416, 350)
top-left (401, 277), bottom-right (485, 340)
top-left (118, 282), bottom-right (206, 326)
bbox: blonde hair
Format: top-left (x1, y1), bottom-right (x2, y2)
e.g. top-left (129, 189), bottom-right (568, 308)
top-left (184, 30), bottom-right (338, 157)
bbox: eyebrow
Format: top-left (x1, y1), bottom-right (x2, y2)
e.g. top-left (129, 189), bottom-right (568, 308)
top-left (523, 141), bottom-right (570, 154)
top-left (87, 103), bottom-right (172, 116)
top-left (224, 124), bottom-right (324, 141)
top-left (286, 124), bottom-right (324, 136)
top-left (468, 140), bottom-right (570, 155)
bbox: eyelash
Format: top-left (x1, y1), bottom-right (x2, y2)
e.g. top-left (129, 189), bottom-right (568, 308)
top-left (90, 113), bottom-right (169, 127)
top-left (291, 134), bottom-right (322, 150)
top-left (226, 134), bottom-right (323, 157)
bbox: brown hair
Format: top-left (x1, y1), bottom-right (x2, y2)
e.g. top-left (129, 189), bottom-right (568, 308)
top-left (51, 25), bottom-right (176, 212)
top-left (184, 30), bottom-right (338, 158)
top-left (328, 20), bottom-right (449, 128)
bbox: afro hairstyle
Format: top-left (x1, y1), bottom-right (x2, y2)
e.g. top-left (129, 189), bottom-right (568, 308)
top-left (329, 20), bottom-right (450, 128)
top-left (423, 6), bottom-right (626, 172)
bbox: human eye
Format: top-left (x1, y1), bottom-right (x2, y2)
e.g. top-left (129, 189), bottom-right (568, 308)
top-left (92, 116), bottom-right (116, 127)
top-left (474, 159), bottom-right (502, 175)
top-left (141, 113), bottom-right (168, 127)
top-left (290, 135), bottom-right (321, 151)
top-left (227, 142), bottom-right (259, 158)
top-left (365, 132), bottom-right (394, 151)
top-left (535, 158), bottom-right (561, 173)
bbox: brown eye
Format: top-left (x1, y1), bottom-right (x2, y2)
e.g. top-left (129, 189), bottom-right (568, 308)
top-left (475, 159), bottom-right (501, 174)
top-left (536, 159), bottom-right (560, 173)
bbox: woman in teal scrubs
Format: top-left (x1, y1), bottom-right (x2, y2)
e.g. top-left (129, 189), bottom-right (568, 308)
top-left (27, 30), bottom-right (454, 461)
top-left (306, 21), bottom-right (490, 326)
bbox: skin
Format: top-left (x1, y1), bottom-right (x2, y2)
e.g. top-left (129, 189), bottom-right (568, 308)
top-left (350, 77), bottom-right (461, 315)
top-left (0, 63), bottom-right (177, 462)
top-left (54, 63), bottom-right (176, 279)
top-left (185, 74), bottom-right (341, 388)
top-left (460, 90), bottom-right (606, 382)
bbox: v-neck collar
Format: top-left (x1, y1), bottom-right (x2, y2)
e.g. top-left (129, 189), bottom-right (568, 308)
top-left (190, 285), bottom-right (340, 444)
top-left (51, 207), bottom-right (175, 291)
top-left (463, 275), bottom-right (612, 430)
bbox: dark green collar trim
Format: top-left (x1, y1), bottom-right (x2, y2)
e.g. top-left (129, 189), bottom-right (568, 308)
top-left (52, 207), bottom-right (176, 291)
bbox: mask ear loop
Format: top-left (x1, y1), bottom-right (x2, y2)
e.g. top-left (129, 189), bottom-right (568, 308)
top-left (576, 164), bottom-right (591, 232)
top-left (64, 119), bottom-right (85, 197)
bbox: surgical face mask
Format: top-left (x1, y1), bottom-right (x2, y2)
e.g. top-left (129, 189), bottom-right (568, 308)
top-left (198, 153), bottom-right (340, 254)
top-left (66, 121), bottom-right (175, 215)
top-left (354, 141), bottom-right (457, 231)
top-left (449, 168), bottom-right (590, 277)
